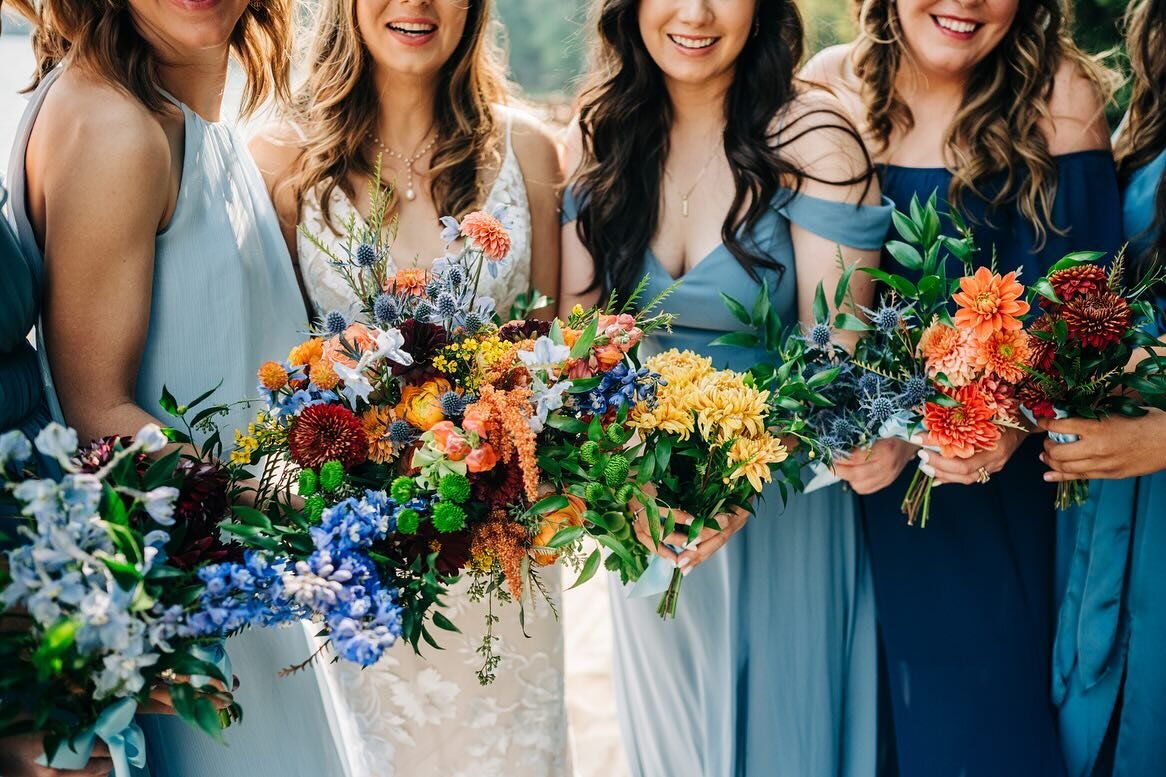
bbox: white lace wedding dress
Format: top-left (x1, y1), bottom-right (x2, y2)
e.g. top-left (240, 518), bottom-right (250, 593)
top-left (297, 117), bottom-right (571, 777)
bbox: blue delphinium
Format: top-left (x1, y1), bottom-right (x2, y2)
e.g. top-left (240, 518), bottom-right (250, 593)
top-left (189, 551), bottom-right (302, 637)
top-left (574, 363), bottom-right (661, 416)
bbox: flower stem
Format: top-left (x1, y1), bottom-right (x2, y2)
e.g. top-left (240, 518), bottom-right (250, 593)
top-left (901, 465), bottom-right (934, 527)
top-left (657, 568), bottom-right (684, 619)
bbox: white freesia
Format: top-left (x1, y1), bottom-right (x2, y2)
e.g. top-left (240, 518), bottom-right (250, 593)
top-left (134, 424), bottom-right (169, 454)
top-left (140, 486), bottom-right (180, 526)
top-left (360, 327), bottom-right (414, 370)
top-left (334, 362), bottom-right (374, 406)
top-left (518, 336), bottom-right (571, 373)
top-left (34, 423), bottom-right (78, 464)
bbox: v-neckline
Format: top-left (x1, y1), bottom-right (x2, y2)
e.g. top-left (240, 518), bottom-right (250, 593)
top-left (647, 242), bottom-right (727, 283)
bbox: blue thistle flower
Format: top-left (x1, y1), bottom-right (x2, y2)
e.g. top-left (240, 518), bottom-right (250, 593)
top-left (354, 243), bottom-right (378, 267)
top-left (862, 394), bottom-right (897, 425)
top-left (900, 374), bottom-right (930, 408)
top-left (436, 292), bottom-right (458, 319)
top-left (414, 300), bottom-right (434, 322)
top-left (324, 310), bottom-right (348, 336)
top-left (464, 312), bottom-right (484, 334)
top-left (425, 280), bottom-right (442, 300)
top-left (389, 420), bottom-right (416, 444)
top-left (374, 294), bottom-right (399, 327)
top-left (864, 304), bottom-right (903, 332)
top-left (446, 265), bottom-right (466, 287)
top-left (439, 391), bottom-right (465, 419)
top-left (809, 322), bottom-right (832, 350)
top-left (857, 372), bottom-right (883, 397)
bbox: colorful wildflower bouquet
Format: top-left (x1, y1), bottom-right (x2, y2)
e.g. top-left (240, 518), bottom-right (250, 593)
top-left (840, 194), bottom-right (1033, 525)
top-left (227, 177), bottom-right (673, 681)
top-left (1017, 252), bottom-right (1166, 508)
top-left (0, 395), bottom-right (290, 776)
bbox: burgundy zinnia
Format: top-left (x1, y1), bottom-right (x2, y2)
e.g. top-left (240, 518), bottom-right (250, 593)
top-left (1060, 292), bottom-right (1133, 349)
top-left (288, 404), bottom-right (369, 469)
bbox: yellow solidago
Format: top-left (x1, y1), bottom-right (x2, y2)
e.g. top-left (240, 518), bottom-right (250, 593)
top-left (694, 371), bottom-right (771, 443)
top-left (727, 434), bottom-right (788, 491)
top-left (434, 334), bottom-right (511, 390)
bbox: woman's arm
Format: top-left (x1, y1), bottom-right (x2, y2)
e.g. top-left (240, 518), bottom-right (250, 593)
top-left (557, 122), bottom-right (602, 315)
top-left (508, 109), bottom-right (564, 320)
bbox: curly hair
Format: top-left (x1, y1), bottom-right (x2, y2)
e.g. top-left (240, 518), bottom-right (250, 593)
top-left (573, 0), bottom-right (873, 302)
top-left (283, 0), bottom-right (511, 229)
top-left (852, 0), bottom-right (1114, 247)
top-left (11, 0), bottom-right (291, 117)
top-left (1115, 0), bottom-right (1166, 277)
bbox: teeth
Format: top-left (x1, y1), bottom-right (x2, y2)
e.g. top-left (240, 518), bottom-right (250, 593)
top-left (390, 22), bottom-right (436, 33)
top-left (935, 16), bottom-right (977, 34)
top-left (669, 35), bottom-right (716, 50)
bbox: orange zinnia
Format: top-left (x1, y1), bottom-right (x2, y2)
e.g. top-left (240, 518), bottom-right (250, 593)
top-left (385, 267), bottom-right (429, 296)
top-left (923, 383), bottom-right (1001, 459)
top-left (973, 328), bottom-right (1031, 384)
top-left (953, 267), bottom-right (1030, 340)
top-left (460, 211), bottom-right (511, 262)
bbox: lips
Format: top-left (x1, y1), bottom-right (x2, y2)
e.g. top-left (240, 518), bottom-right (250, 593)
top-left (667, 33), bottom-right (718, 51)
top-left (932, 14), bottom-right (981, 37)
top-left (387, 20), bottom-right (437, 36)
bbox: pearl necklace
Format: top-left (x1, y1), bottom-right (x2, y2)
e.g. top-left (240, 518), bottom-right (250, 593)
top-left (368, 128), bottom-right (437, 202)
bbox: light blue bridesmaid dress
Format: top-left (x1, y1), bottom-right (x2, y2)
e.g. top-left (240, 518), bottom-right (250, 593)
top-left (7, 66), bottom-right (347, 777)
top-left (565, 187), bottom-right (892, 777)
top-left (1053, 146), bottom-right (1166, 777)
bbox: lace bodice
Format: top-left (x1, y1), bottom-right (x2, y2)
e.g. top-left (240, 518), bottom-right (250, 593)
top-left (297, 118), bottom-right (533, 320)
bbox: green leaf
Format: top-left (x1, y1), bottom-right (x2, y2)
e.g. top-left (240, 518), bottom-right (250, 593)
top-left (142, 448), bottom-right (183, 491)
top-left (545, 415), bottom-right (587, 434)
top-left (158, 386), bottom-right (180, 418)
top-left (813, 282), bottom-right (829, 324)
top-left (569, 317), bottom-right (599, 360)
top-left (547, 524), bottom-right (585, 549)
top-left (721, 292), bottom-right (753, 326)
top-left (569, 549), bottom-right (603, 590)
top-left (595, 533), bottom-right (635, 565)
top-left (834, 313), bottom-right (872, 332)
top-left (526, 494), bottom-right (569, 518)
top-left (807, 367), bottom-right (841, 389)
top-left (885, 241), bottom-right (925, 272)
top-left (184, 381), bottom-right (225, 413)
top-left (709, 332), bottom-right (759, 348)
top-left (892, 210), bottom-right (921, 243)
top-left (1047, 251), bottom-right (1106, 274)
top-left (431, 610), bottom-right (461, 633)
top-left (231, 505), bottom-right (274, 530)
top-left (834, 261), bottom-right (859, 309)
top-left (860, 267), bottom-right (918, 298)
top-left (1031, 278), bottom-right (1062, 305)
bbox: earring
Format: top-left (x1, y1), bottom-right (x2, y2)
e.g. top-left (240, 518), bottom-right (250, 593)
top-left (752, 17), bottom-right (760, 38)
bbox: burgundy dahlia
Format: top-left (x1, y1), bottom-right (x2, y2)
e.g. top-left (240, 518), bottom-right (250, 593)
top-left (498, 319), bottom-right (552, 343)
top-left (1048, 265), bottom-right (1109, 305)
top-left (1061, 292), bottom-right (1133, 349)
top-left (288, 403), bottom-right (368, 469)
top-left (393, 319), bottom-right (448, 382)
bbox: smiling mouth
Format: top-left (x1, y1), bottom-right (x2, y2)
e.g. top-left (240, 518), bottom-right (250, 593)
top-left (932, 15), bottom-right (981, 35)
top-left (388, 21), bottom-right (437, 37)
top-left (668, 34), bottom-right (719, 50)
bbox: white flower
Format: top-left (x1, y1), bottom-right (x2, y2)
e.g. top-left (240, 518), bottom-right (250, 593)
top-left (0, 430), bottom-right (32, 471)
top-left (518, 336), bottom-right (571, 373)
top-left (34, 423), bottom-right (78, 464)
top-left (362, 328), bottom-right (414, 369)
top-left (333, 362), bottom-right (374, 406)
top-left (528, 378), bottom-right (572, 433)
top-left (140, 487), bottom-right (180, 526)
top-left (134, 424), bottom-right (169, 453)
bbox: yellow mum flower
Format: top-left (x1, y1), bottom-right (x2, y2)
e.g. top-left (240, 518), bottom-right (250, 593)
top-left (643, 349), bottom-right (715, 387)
top-left (694, 371), bottom-right (770, 443)
top-left (727, 434), bottom-right (788, 492)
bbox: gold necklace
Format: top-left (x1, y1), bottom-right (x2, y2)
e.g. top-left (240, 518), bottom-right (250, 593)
top-left (368, 127), bottom-right (437, 202)
top-left (663, 142), bottom-right (722, 218)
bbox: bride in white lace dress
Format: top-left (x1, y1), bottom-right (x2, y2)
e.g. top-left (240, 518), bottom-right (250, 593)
top-left (250, 2), bottom-right (568, 775)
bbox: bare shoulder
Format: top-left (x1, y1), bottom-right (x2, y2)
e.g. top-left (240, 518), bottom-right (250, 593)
top-left (560, 120), bottom-right (584, 180)
top-left (495, 104), bottom-right (562, 183)
top-left (1043, 57), bottom-right (1111, 155)
top-left (776, 87), bottom-right (877, 204)
top-left (801, 43), bottom-right (858, 90)
top-left (249, 120), bottom-right (305, 190)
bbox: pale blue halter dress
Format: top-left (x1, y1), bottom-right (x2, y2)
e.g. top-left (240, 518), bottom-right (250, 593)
top-left (1053, 146), bottom-right (1166, 777)
top-left (7, 66), bottom-right (346, 777)
top-left (564, 186), bottom-right (892, 777)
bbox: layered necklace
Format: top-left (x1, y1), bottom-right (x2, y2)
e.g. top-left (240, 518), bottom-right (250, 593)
top-left (368, 126), bottom-right (437, 202)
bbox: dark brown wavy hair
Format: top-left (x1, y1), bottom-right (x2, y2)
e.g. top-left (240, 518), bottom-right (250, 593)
top-left (572, 0), bottom-right (873, 301)
top-left (285, 0), bottom-right (510, 227)
top-left (852, 0), bottom-right (1113, 247)
top-left (12, 0), bottom-right (291, 116)
top-left (1115, 0), bottom-right (1166, 277)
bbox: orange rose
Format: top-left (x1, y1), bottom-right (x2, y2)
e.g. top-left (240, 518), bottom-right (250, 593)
top-left (531, 494), bottom-right (587, 566)
top-left (461, 404), bottom-right (491, 439)
top-left (466, 442), bottom-right (498, 473)
top-left (593, 343), bottom-right (624, 371)
top-left (395, 378), bottom-right (452, 431)
top-left (324, 323), bottom-right (376, 369)
top-left (429, 420), bottom-right (471, 462)
top-left (561, 328), bottom-right (581, 348)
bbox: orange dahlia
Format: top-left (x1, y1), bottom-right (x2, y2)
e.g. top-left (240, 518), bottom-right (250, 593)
top-left (977, 378), bottom-right (1020, 424)
top-left (973, 328), bottom-right (1031, 384)
top-left (385, 267), bottom-right (429, 296)
top-left (953, 267), bottom-right (1030, 340)
top-left (288, 403), bottom-right (368, 469)
top-left (361, 406), bottom-right (396, 464)
top-left (923, 383), bottom-right (1001, 459)
top-left (460, 211), bottom-right (511, 262)
top-left (918, 320), bottom-right (977, 386)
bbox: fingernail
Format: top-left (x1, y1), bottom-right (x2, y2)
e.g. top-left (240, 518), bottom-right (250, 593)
top-left (918, 450), bottom-right (930, 463)
top-left (669, 558), bottom-right (679, 569)
top-left (919, 463), bottom-right (936, 477)
top-left (678, 556), bottom-right (692, 569)
top-left (1039, 453), bottom-right (1046, 464)
top-left (1043, 472), bottom-right (1052, 482)
top-left (682, 565), bottom-right (692, 577)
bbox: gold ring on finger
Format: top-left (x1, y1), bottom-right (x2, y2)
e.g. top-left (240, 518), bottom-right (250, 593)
top-left (977, 466), bottom-right (991, 484)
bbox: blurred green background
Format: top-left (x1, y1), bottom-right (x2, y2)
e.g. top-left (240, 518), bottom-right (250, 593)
top-left (495, 0), bottom-right (1130, 98)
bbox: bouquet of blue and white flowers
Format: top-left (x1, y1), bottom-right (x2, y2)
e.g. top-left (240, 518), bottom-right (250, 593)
top-left (0, 398), bottom-right (302, 775)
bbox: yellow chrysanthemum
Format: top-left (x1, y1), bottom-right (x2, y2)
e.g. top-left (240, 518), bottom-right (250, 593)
top-left (630, 399), bottom-right (696, 440)
top-left (643, 349), bottom-right (715, 387)
top-left (727, 434), bottom-right (788, 492)
top-left (694, 371), bottom-right (771, 443)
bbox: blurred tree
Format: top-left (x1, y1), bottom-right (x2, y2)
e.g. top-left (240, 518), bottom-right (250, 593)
top-left (495, 0), bottom-right (589, 96)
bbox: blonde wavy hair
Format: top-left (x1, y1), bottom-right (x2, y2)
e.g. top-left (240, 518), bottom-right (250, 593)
top-left (852, 0), bottom-right (1115, 245)
top-left (284, 0), bottom-right (511, 228)
top-left (9, 0), bottom-right (291, 116)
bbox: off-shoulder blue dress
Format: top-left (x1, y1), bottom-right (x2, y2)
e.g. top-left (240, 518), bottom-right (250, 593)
top-left (565, 186), bottom-right (893, 776)
top-left (862, 151), bottom-right (1123, 777)
top-left (1054, 146), bottom-right (1166, 777)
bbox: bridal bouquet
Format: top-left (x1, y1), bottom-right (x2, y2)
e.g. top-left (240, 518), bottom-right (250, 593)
top-left (1016, 252), bottom-right (1166, 508)
top-left (226, 175), bottom-right (674, 681)
top-left (836, 195), bottom-right (1032, 525)
top-left (0, 397), bottom-right (289, 776)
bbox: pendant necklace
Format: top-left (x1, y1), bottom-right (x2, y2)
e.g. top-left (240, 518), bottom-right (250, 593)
top-left (368, 127), bottom-right (437, 202)
top-left (664, 142), bottom-right (722, 218)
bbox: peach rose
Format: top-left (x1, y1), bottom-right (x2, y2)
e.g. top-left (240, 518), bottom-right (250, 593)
top-left (461, 404), bottom-right (491, 439)
top-left (324, 323), bottom-right (376, 369)
top-left (395, 378), bottom-right (451, 431)
top-left (430, 420), bottom-right (471, 462)
top-left (531, 494), bottom-right (587, 566)
top-left (593, 343), bottom-right (624, 371)
top-left (466, 442), bottom-right (499, 473)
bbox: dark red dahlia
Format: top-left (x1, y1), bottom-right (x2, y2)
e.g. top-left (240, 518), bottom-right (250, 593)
top-left (498, 319), bottom-right (552, 343)
top-left (395, 522), bottom-right (473, 576)
top-left (1026, 315), bottom-right (1057, 372)
top-left (1047, 265), bottom-right (1109, 306)
top-left (75, 435), bottom-right (148, 475)
top-left (471, 458), bottom-right (524, 507)
top-left (288, 403), bottom-right (368, 469)
top-left (393, 319), bottom-right (447, 382)
top-left (1061, 292), bottom-right (1133, 349)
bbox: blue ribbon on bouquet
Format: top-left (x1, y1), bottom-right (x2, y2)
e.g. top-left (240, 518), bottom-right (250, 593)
top-left (37, 697), bottom-right (146, 776)
top-left (1020, 404), bottom-right (1078, 443)
top-left (628, 546), bottom-right (685, 599)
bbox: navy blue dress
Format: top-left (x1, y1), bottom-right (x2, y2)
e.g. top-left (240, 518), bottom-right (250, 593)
top-left (863, 151), bottom-right (1123, 777)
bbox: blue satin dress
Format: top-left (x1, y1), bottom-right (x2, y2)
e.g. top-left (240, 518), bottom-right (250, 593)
top-left (861, 152), bottom-right (1124, 777)
top-left (1054, 146), bottom-right (1166, 777)
top-left (566, 187), bottom-right (893, 776)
